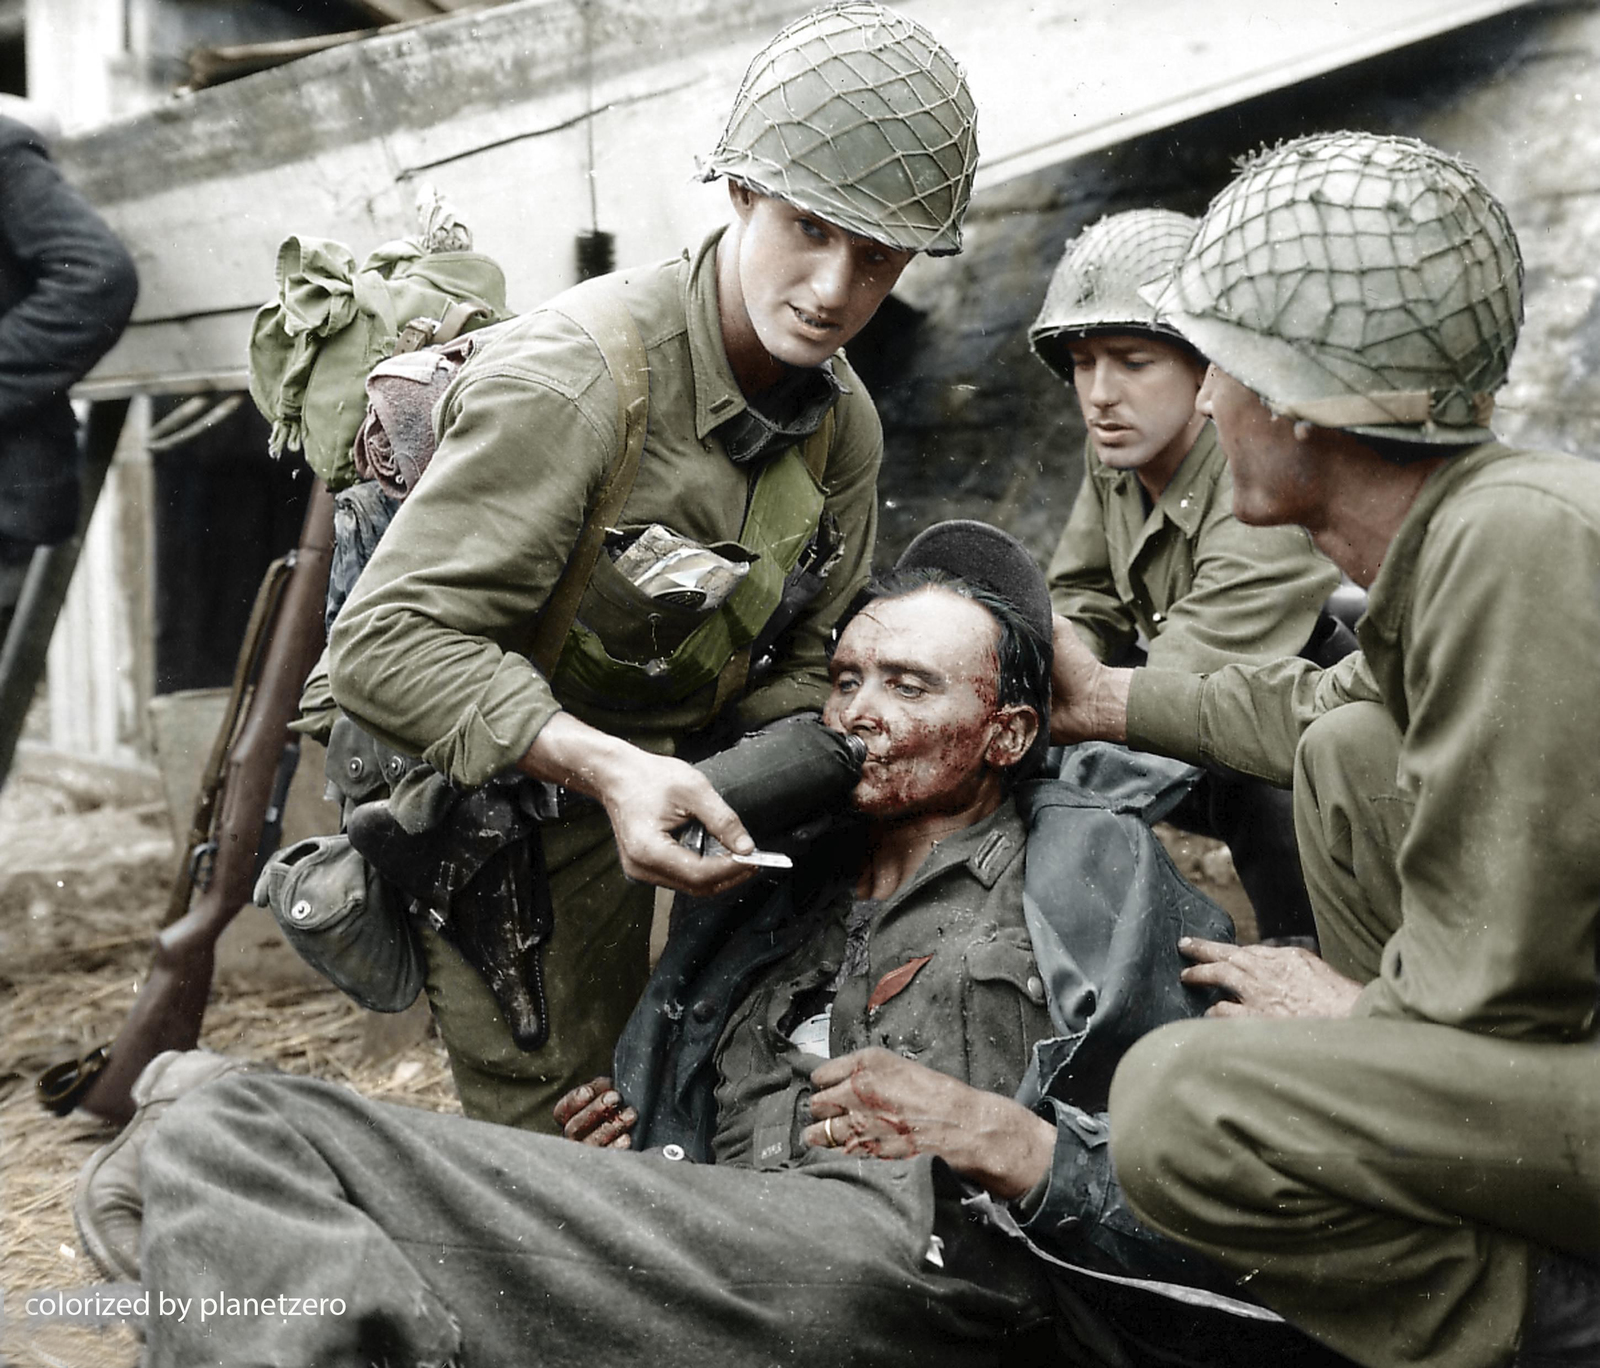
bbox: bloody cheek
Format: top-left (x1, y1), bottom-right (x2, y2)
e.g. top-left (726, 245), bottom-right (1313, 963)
top-left (855, 663), bottom-right (1000, 813)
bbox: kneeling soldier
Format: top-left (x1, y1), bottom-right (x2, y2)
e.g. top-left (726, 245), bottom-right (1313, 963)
top-left (1033, 210), bottom-right (1345, 942)
top-left (327, 2), bottom-right (980, 1132)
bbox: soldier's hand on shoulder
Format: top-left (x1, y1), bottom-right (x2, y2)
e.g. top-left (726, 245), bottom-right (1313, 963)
top-left (553, 1076), bottom-right (637, 1148)
top-left (1049, 614), bottom-right (1130, 745)
top-left (1179, 937), bottom-right (1362, 1018)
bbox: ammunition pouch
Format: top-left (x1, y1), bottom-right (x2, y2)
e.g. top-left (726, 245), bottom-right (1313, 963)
top-left (253, 833), bottom-right (424, 1014)
top-left (547, 423), bottom-right (832, 720)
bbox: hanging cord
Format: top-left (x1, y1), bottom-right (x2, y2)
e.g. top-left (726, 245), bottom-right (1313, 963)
top-left (575, 0), bottom-right (615, 281)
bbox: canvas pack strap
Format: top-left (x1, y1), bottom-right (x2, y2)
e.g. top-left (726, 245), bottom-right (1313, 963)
top-left (705, 404), bottom-right (835, 715)
top-left (525, 281), bottom-right (651, 677)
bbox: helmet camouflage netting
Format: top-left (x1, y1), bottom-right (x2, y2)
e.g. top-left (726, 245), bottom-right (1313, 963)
top-left (1030, 209), bottom-right (1199, 380)
top-left (701, 2), bottom-right (978, 255)
top-left (1158, 131), bottom-right (1524, 444)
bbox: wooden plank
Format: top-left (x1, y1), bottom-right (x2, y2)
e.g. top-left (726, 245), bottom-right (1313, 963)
top-left (186, 31), bottom-right (371, 89)
top-left (61, 0), bottom-right (1539, 398)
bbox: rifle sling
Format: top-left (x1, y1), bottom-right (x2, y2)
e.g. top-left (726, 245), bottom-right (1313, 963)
top-left (163, 551), bottom-right (295, 927)
top-left (526, 284), bottom-right (650, 678)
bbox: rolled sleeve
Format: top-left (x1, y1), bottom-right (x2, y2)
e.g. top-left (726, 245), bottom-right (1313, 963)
top-left (329, 357), bottom-right (614, 787)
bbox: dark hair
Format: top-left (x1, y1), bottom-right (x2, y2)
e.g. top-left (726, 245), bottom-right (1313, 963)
top-left (832, 567), bottom-right (1051, 751)
top-left (1360, 431), bottom-right (1461, 466)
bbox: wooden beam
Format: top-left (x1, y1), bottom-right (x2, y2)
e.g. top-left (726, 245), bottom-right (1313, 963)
top-left (185, 31), bottom-right (368, 89)
top-left (58, 0), bottom-right (1539, 398)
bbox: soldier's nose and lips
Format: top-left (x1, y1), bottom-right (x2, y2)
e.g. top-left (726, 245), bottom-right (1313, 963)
top-left (1068, 334), bottom-right (1208, 480)
top-left (822, 588), bottom-right (1008, 821)
top-left (1197, 363), bottom-right (1325, 529)
top-left (730, 188), bottom-right (915, 370)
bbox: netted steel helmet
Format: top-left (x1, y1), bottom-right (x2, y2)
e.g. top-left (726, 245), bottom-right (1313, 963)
top-left (701, 2), bottom-right (978, 255)
top-left (1029, 210), bottom-right (1198, 380)
top-left (1158, 132), bottom-right (1524, 444)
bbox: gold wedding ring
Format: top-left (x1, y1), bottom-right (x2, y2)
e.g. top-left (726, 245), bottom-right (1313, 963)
top-left (824, 1115), bottom-right (839, 1147)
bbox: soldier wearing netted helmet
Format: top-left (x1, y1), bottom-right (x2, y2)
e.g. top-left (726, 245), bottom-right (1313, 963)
top-left (327, 2), bottom-right (978, 1133)
top-left (702, 0), bottom-right (977, 256)
top-left (1033, 209), bottom-right (1346, 946)
top-left (1050, 131), bottom-right (1600, 1366)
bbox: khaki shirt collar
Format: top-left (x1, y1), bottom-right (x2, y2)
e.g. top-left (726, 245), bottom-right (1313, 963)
top-left (684, 225), bottom-right (844, 452)
top-left (1148, 421), bottom-right (1223, 538)
top-left (1100, 421), bottom-right (1221, 541)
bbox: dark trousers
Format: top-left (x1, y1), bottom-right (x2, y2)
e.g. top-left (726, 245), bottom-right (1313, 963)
top-left (140, 1072), bottom-right (1057, 1368)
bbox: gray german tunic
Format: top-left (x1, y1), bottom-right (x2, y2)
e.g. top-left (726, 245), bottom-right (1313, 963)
top-left (709, 803), bottom-right (1053, 1170)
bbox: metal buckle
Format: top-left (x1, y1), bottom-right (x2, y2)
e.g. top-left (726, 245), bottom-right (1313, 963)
top-left (37, 1045), bottom-right (111, 1116)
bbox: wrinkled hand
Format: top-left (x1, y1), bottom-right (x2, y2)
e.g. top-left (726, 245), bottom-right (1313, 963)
top-left (520, 713), bottom-right (756, 896)
top-left (1049, 615), bottom-right (1129, 745)
top-left (802, 1048), bottom-right (1055, 1201)
top-left (597, 749), bottom-right (760, 896)
top-left (552, 1075), bottom-right (636, 1149)
top-left (1180, 937), bottom-right (1362, 1018)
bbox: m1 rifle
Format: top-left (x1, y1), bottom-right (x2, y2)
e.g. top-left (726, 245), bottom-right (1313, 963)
top-left (38, 483), bottom-right (334, 1124)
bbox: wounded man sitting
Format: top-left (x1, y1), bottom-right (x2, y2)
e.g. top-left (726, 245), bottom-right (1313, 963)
top-left (127, 522), bottom-right (1349, 1368)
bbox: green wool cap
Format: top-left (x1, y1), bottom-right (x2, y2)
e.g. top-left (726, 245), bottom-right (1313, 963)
top-left (1030, 209), bottom-right (1198, 381)
top-left (1158, 131), bottom-right (1524, 444)
top-left (701, 2), bottom-right (978, 255)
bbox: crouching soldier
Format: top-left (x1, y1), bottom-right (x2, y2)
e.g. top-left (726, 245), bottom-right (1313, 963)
top-left (1032, 209), bottom-right (1348, 943)
top-left (1047, 133), bottom-right (1600, 1366)
top-left (325, 2), bottom-right (980, 1132)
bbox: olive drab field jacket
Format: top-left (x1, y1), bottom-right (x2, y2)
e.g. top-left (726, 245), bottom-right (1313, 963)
top-left (1127, 442), bottom-right (1600, 1042)
top-left (329, 229), bottom-right (881, 788)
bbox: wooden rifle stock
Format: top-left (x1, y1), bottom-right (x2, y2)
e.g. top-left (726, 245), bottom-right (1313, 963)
top-left (76, 484), bottom-right (334, 1124)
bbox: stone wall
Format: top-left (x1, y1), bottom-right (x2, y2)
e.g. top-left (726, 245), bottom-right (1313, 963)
top-left (857, 1), bottom-right (1599, 567)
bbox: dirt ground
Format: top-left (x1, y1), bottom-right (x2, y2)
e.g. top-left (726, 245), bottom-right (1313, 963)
top-left (0, 747), bottom-right (457, 1368)
top-left (0, 744), bottom-right (1248, 1368)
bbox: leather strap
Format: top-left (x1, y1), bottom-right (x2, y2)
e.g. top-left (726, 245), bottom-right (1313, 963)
top-left (431, 298), bottom-right (491, 346)
top-left (526, 281), bottom-right (650, 677)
